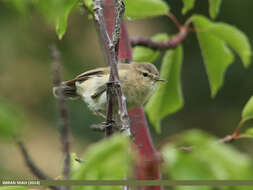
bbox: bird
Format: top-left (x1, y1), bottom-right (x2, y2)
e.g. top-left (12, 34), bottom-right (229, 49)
top-left (53, 62), bottom-right (165, 118)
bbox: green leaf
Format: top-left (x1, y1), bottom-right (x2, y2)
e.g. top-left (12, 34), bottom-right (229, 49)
top-left (193, 15), bottom-right (234, 97)
top-left (181, 0), bottom-right (196, 15)
top-left (0, 187), bottom-right (28, 190)
top-left (162, 130), bottom-right (253, 190)
top-left (0, 98), bottom-right (25, 140)
top-left (208, 0), bottom-right (222, 19)
top-left (242, 96), bottom-right (253, 123)
top-left (133, 33), bottom-right (170, 62)
top-left (209, 23), bottom-right (252, 68)
top-left (245, 128), bottom-right (253, 137)
top-left (56, 0), bottom-right (79, 39)
top-left (145, 46), bottom-right (184, 133)
top-left (72, 134), bottom-right (132, 190)
top-left (83, 0), bottom-right (94, 13)
top-left (37, 0), bottom-right (79, 39)
top-left (123, 0), bottom-right (169, 19)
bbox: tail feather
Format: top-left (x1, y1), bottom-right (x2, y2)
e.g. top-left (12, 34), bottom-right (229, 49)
top-left (53, 84), bottom-right (79, 99)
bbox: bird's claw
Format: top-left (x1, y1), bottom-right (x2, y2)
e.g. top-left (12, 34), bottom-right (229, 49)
top-left (91, 120), bottom-right (119, 131)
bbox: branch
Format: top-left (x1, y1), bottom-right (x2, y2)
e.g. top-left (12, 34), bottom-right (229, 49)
top-left (130, 16), bottom-right (193, 50)
top-left (17, 141), bottom-right (60, 190)
top-left (219, 121), bottom-right (244, 143)
top-left (102, 0), bottom-right (164, 189)
top-left (93, 0), bottom-right (130, 136)
top-left (51, 46), bottom-right (71, 190)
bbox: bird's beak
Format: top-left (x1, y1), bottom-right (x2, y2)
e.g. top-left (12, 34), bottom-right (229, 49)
top-left (154, 76), bottom-right (167, 82)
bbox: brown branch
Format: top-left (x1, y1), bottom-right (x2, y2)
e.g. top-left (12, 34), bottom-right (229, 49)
top-left (17, 141), bottom-right (60, 190)
top-left (131, 27), bottom-right (188, 50)
top-left (93, 0), bottom-right (130, 136)
top-left (130, 16), bottom-right (193, 50)
top-left (220, 120), bottom-right (244, 143)
top-left (51, 46), bottom-right (71, 190)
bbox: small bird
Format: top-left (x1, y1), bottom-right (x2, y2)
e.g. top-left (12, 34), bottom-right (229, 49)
top-left (53, 62), bottom-right (165, 118)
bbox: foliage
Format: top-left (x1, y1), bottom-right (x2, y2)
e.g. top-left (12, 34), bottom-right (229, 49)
top-left (208, 0), bottom-right (222, 19)
top-left (123, 0), bottom-right (169, 19)
top-left (193, 15), bottom-right (251, 97)
top-left (71, 134), bottom-right (132, 190)
top-left (36, 0), bottom-right (79, 39)
top-left (181, 0), bottom-right (195, 15)
top-left (242, 96), bottom-right (253, 123)
top-left (162, 129), bottom-right (253, 190)
top-left (232, 95), bottom-right (253, 139)
top-left (145, 45), bottom-right (184, 132)
top-left (133, 33), bottom-right (170, 62)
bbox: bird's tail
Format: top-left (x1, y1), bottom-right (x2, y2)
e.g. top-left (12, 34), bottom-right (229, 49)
top-left (53, 83), bottom-right (79, 100)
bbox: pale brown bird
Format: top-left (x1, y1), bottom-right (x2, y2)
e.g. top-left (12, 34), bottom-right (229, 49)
top-left (53, 62), bottom-right (165, 118)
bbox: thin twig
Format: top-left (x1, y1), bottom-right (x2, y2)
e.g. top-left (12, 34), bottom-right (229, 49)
top-left (130, 16), bottom-right (193, 50)
top-left (231, 120), bottom-right (243, 139)
top-left (51, 46), bottom-right (71, 190)
top-left (220, 120), bottom-right (244, 143)
top-left (17, 141), bottom-right (61, 190)
top-left (131, 27), bottom-right (188, 50)
top-left (94, 0), bottom-right (130, 136)
top-left (167, 13), bottom-right (182, 30)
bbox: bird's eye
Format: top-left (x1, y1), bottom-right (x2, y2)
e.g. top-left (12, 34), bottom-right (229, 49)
top-left (142, 72), bottom-right (148, 77)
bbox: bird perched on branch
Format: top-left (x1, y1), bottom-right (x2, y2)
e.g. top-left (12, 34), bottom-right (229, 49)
top-left (53, 62), bottom-right (165, 119)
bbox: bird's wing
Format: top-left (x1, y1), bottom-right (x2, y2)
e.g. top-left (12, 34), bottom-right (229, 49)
top-left (64, 63), bottom-right (131, 86)
top-left (91, 84), bottom-right (107, 99)
top-left (64, 67), bottom-right (109, 87)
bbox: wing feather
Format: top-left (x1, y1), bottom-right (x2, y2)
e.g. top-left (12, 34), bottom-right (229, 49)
top-left (64, 67), bottom-right (108, 86)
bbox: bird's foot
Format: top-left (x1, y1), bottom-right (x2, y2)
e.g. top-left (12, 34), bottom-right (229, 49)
top-left (90, 120), bottom-right (119, 132)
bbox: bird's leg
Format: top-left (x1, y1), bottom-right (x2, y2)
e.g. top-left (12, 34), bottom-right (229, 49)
top-left (90, 120), bottom-right (117, 131)
top-left (91, 81), bottom-right (122, 132)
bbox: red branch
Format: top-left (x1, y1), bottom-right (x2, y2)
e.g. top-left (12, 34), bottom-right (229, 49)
top-left (103, 0), bottom-right (163, 189)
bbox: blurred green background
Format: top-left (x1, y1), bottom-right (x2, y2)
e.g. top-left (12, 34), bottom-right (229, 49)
top-left (0, 0), bottom-right (253, 180)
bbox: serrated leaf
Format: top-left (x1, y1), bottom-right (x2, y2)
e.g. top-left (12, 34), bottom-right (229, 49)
top-left (193, 15), bottom-right (234, 97)
top-left (72, 134), bottom-right (132, 190)
top-left (0, 98), bottom-right (25, 140)
top-left (0, 187), bottom-right (28, 190)
top-left (133, 33), bottom-right (169, 62)
top-left (162, 130), bottom-right (253, 190)
top-left (209, 23), bottom-right (252, 68)
top-left (145, 46), bottom-right (183, 133)
top-left (208, 0), bottom-right (222, 19)
top-left (123, 0), bottom-right (169, 19)
top-left (181, 0), bottom-right (196, 15)
top-left (242, 96), bottom-right (253, 123)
